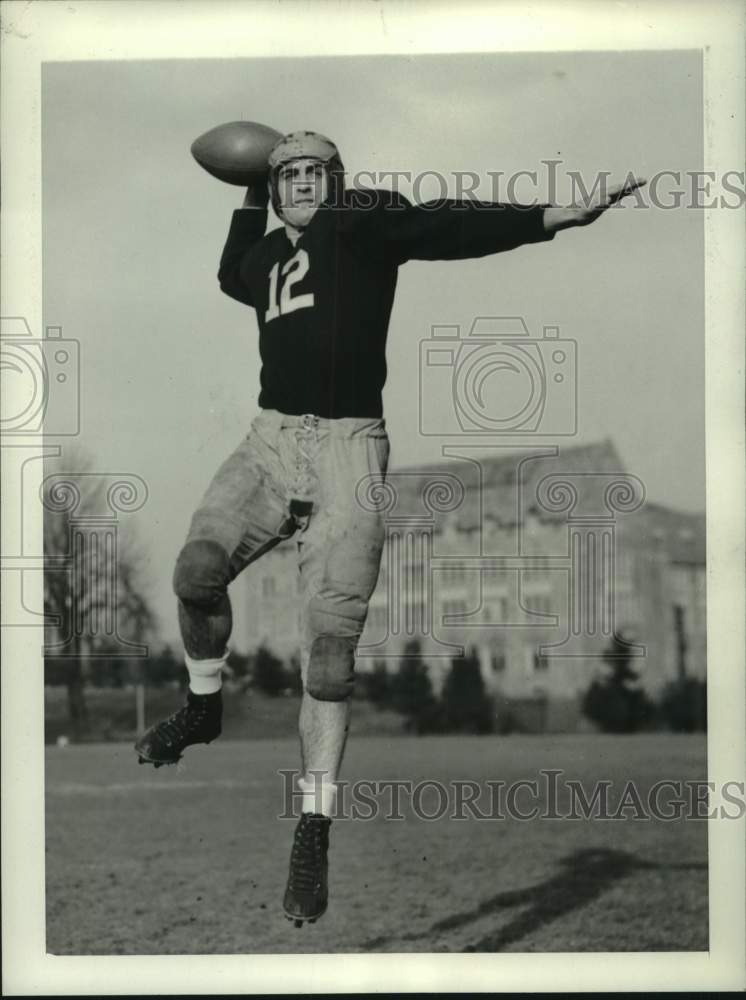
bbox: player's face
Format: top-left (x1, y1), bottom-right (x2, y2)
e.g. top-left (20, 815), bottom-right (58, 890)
top-left (277, 158), bottom-right (329, 229)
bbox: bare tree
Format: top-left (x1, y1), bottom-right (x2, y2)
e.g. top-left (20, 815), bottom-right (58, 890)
top-left (43, 449), bottom-right (156, 738)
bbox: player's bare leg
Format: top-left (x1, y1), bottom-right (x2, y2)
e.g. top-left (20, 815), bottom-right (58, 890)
top-left (178, 592), bottom-right (232, 662)
top-left (281, 555), bottom-right (370, 927)
top-left (298, 692), bottom-right (350, 800)
top-left (282, 581), bottom-right (379, 926)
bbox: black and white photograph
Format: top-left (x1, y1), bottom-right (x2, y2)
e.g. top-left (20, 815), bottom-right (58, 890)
top-left (1, 1), bottom-right (744, 994)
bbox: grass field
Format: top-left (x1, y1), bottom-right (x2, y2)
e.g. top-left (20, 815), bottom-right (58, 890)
top-left (44, 684), bottom-right (407, 743)
top-left (45, 732), bottom-right (708, 954)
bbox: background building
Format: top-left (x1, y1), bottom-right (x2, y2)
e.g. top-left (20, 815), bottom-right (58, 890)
top-left (233, 439), bottom-right (706, 730)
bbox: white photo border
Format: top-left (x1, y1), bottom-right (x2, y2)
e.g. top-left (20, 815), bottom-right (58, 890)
top-left (1, 0), bottom-right (744, 993)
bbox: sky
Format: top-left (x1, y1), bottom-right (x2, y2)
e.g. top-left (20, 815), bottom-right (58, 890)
top-left (41, 50), bottom-right (704, 641)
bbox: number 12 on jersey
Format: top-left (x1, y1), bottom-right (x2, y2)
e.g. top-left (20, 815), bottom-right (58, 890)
top-left (265, 249), bottom-right (314, 322)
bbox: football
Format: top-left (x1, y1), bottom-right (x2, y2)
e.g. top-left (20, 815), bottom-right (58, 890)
top-left (190, 121), bottom-right (284, 186)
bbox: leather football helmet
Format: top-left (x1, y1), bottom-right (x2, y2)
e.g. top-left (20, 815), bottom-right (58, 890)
top-left (268, 131), bottom-right (345, 222)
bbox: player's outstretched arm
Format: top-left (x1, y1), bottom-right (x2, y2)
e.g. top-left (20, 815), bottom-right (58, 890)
top-left (381, 191), bottom-right (556, 263)
top-left (542, 176), bottom-right (646, 233)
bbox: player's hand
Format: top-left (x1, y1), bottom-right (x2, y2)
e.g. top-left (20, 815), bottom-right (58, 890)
top-left (242, 181), bottom-right (270, 209)
top-left (543, 176), bottom-right (647, 232)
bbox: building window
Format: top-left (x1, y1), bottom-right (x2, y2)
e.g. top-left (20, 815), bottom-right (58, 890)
top-left (442, 599), bottom-right (467, 620)
top-left (533, 651), bottom-right (549, 671)
top-left (481, 597), bottom-right (508, 622)
top-left (491, 652), bottom-right (506, 673)
top-left (442, 565), bottom-right (466, 584)
top-left (367, 605), bottom-right (388, 630)
top-left (616, 587), bottom-right (641, 627)
top-left (405, 601), bottom-right (427, 629)
top-left (525, 592), bottom-right (552, 615)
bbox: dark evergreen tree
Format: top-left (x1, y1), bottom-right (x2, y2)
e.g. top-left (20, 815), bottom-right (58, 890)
top-left (388, 639), bottom-right (448, 732)
top-left (252, 644), bottom-right (288, 696)
top-left (659, 677), bottom-right (707, 732)
top-left (361, 660), bottom-right (393, 708)
top-left (581, 634), bottom-right (655, 732)
top-left (440, 647), bottom-right (495, 734)
top-left (390, 639), bottom-right (435, 717)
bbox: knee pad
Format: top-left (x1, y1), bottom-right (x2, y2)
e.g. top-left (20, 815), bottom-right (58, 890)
top-left (305, 594), bottom-right (367, 701)
top-left (306, 635), bottom-right (356, 702)
top-left (173, 539), bottom-right (231, 608)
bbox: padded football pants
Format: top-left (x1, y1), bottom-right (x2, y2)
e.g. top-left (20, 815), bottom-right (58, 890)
top-left (178, 408), bottom-right (390, 698)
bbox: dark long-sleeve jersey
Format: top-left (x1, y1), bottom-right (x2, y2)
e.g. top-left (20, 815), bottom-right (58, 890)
top-left (218, 189), bottom-right (555, 419)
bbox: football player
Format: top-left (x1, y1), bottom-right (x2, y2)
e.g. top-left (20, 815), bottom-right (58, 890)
top-left (135, 130), bottom-right (645, 926)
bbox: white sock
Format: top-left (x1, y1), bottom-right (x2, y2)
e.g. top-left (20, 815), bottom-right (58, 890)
top-left (184, 651), bottom-right (227, 695)
top-left (299, 775), bottom-right (337, 817)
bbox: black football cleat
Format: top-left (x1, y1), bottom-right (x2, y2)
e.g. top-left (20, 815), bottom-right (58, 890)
top-left (283, 812), bottom-right (331, 927)
top-left (134, 689), bottom-right (222, 767)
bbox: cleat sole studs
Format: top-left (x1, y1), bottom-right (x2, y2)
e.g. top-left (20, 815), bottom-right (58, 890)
top-left (285, 914), bottom-right (321, 927)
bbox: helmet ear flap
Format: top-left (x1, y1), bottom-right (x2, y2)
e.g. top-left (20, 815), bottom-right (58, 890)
top-left (268, 165), bottom-right (283, 219)
top-left (325, 154), bottom-right (346, 209)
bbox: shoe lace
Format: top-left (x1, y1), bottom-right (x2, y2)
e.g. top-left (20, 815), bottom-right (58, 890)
top-left (288, 817), bottom-right (328, 893)
top-left (159, 703), bottom-right (208, 746)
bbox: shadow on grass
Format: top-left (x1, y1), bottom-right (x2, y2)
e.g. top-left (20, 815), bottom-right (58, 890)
top-left (361, 848), bottom-right (706, 952)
